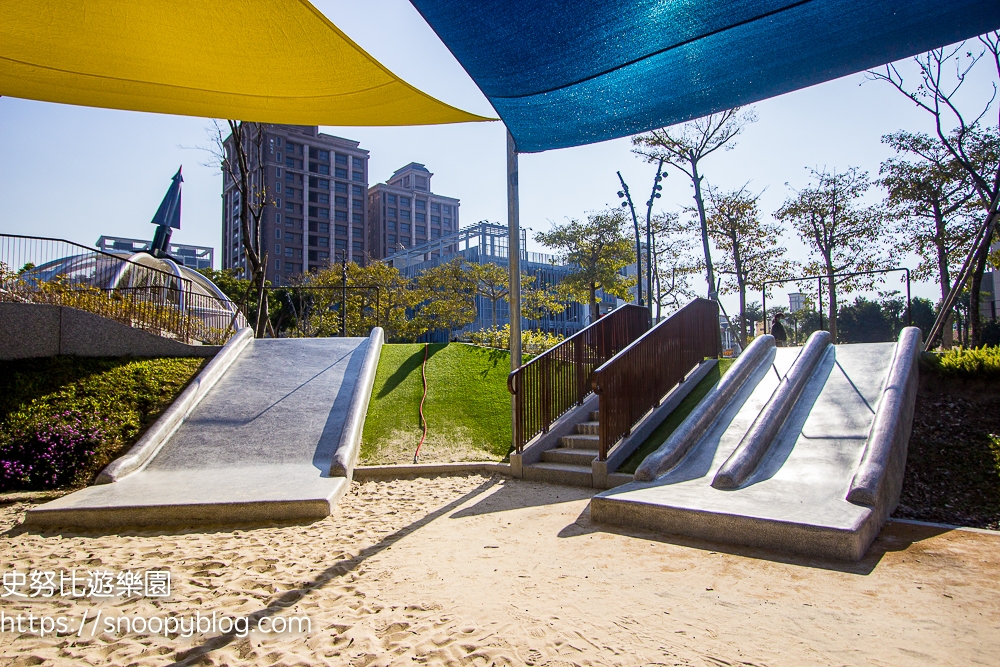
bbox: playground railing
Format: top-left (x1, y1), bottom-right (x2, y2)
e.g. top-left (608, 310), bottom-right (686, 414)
top-left (592, 298), bottom-right (720, 460)
top-left (507, 304), bottom-right (650, 454)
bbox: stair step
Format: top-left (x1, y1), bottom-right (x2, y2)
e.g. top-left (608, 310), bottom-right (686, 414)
top-left (524, 462), bottom-right (592, 487)
top-left (542, 448), bottom-right (599, 464)
top-left (558, 433), bottom-right (599, 449)
top-left (574, 421), bottom-right (599, 435)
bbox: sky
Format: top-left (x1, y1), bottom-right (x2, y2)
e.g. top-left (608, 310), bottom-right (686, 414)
top-left (1, 1), bottom-right (997, 318)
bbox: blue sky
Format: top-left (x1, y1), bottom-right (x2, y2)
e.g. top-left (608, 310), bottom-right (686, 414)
top-left (1, 1), bottom-right (995, 316)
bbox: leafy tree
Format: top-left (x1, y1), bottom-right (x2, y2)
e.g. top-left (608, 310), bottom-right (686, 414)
top-left (632, 108), bottom-right (757, 300)
top-left (706, 186), bottom-right (793, 347)
top-left (470, 262), bottom-right (510, 328)
top-left (521, 281), bottom-right (567, 322)
top-left (534, 210), bottom-right (636, 322)
top-left (869, 33), bottom-right (1000, 345)
top-left (775, 167), bottom-right (889, 343)
top-left (413, 258), bottom-right (477, 337)
top-left (880, 130), bottom-right (978, 347)
top-left (198, 267), bottom-right (276, 333)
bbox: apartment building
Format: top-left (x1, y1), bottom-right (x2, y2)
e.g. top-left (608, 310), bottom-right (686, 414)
top-left (367, 163), bottom-right (460, 259)
top-left (221, 125), bottom-right (369, 283)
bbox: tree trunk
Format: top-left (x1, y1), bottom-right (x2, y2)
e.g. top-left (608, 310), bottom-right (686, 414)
top-left (589, 284), bottom-right (598, 322)
top-left (491, 299), bottom-right (497, 328)
top-left (690, 155), bottom-right (716, 301)
top-left (969, 236), bottom-right (992, 347)
top-left (738, 284), bottom-right (747, 348)
top-left (827, 273), bottom-right (838, 344)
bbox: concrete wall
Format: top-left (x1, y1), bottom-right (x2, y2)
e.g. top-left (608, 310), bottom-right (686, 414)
top-left (0, 303), bottom-right (221, 359)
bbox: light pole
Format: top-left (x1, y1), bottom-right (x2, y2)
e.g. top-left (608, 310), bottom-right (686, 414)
top-left (617, 172), bottom-right (643, 307)
top-left (644, 159), bottom-right (666, 319)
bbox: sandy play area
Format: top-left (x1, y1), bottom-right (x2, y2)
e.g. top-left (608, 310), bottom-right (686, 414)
top-left (1, 474), bottom-right (998, 666)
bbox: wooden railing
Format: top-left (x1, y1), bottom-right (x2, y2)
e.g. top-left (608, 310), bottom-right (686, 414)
top-left (508, 304), bottom-right (650, 453)
top-left (592, 298), bottom-right (720, 460)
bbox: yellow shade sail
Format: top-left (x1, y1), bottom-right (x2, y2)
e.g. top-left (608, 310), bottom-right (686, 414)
top-left (0, 0), bottom-right (492, 125)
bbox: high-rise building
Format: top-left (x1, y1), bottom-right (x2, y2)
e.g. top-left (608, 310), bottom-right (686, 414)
top-left (221, 125), bottom-right (369, 284)
top-left (367, 163), bottom-right (460, 259)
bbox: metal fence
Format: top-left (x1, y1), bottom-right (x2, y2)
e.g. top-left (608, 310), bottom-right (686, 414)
top-left (592, 298), bottom-right (720, 460)
top-left (507, 304), bottom-right (650, 453)
top-left (272, 285), bottom-right (382, 337)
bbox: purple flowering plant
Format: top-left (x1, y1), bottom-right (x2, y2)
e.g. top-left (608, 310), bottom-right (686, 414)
top-left (0, 410), bottom-right (106, 491)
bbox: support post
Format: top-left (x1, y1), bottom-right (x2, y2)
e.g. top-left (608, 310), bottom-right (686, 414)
top-left (507, 129), bottom-right (522, 371)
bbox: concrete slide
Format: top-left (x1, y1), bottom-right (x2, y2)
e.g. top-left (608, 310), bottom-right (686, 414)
top-left (25, 328), bottom-right (384, 529)
top-left (591, 327), bottom-right (921, 561)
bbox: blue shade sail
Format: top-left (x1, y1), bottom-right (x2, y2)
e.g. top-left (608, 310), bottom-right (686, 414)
top-left (410, 0), bottom-right (1000, 152)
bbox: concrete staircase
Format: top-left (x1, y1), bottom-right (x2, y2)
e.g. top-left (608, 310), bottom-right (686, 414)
top-left (523, 410), bottom-right (600, 487)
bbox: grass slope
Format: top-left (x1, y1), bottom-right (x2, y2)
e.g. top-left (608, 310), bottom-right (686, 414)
top-left (618, 358), bottom-right (733, 475)
top-left (362, 343), bottom-right (511, 464)
top-left (0, 356), bottom-right (205, 491)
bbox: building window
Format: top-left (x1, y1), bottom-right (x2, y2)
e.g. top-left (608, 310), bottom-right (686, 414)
top-left (332, 211), bottom-right (345, 222)
top-left (286, 142), bottom-right (297, 153)
top-left (431, 215), bottom-right (440, 224)
top-left (320, 179), bottom-right (329, 189)
top-left (352, 198), bottom-right (363, 210)
top-left (319, 237), bottom-right (329, 247)
top-left (444, 218), bottom-right (451, 227)
top-left (352, 213), bottom-right (363, 224)
top-left (275, 258), bottom-right (281, 270)
top-left (285, 172), bottom-right (293, 183)
top-left (335, 167), bottom-right (348, 179)
top-left (432, 229), bottom-right (440, 238)
top-left (353, 241), bottom-right (363, 252)
top-left (335, 154), bottom-right (348, 166)
top-left (319, 149), bottom-right (329, 161)
top-left (286, 158), bottom-right (294, 168)
top-left (335, 225), bottom-right (348, 236)
top-left (388, 208), bottom-right (396, 218)
top-left (431, 203), bottom-right (440, 213)
top-left (352, 156), bottom-right (364, 170)
top-left (276, 213), bottom-right (282, 224)
top-left (353, 227), bottom-right (363, 238)
top-left (335, 195), bottom-right (348, 206)
top-left (276, 137), bottom-right (282, 147)
top-left (388, 221), bottom-right (396, 230)
top-left (388, 194), bottom-right (396, 204)
top-left (335, 239), bottom-right (347, 250)
top-left (416, 200), bottom-right (426, 210)
top-left (416, 226), bottom-right (426, 236)
top-left (276, 167), bottom-right (282, 178)
top-left (319, 207), bottom-right (329, 218)
top-left (352, 185), bottom-right (364, 196)
top-left (400, 196), bottom-right (410, 207)
top-left (319, 222), bottom-right (329, 233)
top-left (285, 247), bottom-right (293, 257)
top-left (352, 171), bottom-right (363, 182)
top-left (335, 182), bottom-right (348, 194)
top-left (401, 210), bottom-right (411, 221)
top-left (309, 235), bottom-right (318, 247)
top-left (285, 202), bottom-right (294, 212)
top-left (319, 164), bottom-right (329, 175)
top-left (275, 182), bottom-right (282, 194)
top-left (415, 176), bottom-right (428, 190)
top-left (319, 251), bottom-right (329, 260)
top-left (415, 213), bottom-right (426, 223)
top-left (317, 193), bottom-right (329, 204)
top-left (388, 234), bottom-right (396, 244)
top-left (400, 223), bottom-right (410, 234)
top-left (275, 228), bottom-right (281, 239)
top-left (443, 205), bottom-right (451, 214)
top-left (277, 152), bottom-right (282, 162)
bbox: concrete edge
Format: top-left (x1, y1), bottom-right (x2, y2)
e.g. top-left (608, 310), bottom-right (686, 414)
top-left (95, 327), bottom-right (255, 484)
top-left (510, 394), bottom-right (600, 478)
top-left (330, 327), bottom-right (385, 480)
top-left (887, 517), bottom-right (1000, 536)
top-left (593, 359), bottom-right (718, 488)
top-left (23, 480), bottom-right (348, 530)
top-left (847, 327), bottom-right (922, 513)
top-left (712, 330), bottom-right (832, 490)
top-left (634, 335), bottom-right (776, 482)
top-left (353, 462), bottom-right (512, 479)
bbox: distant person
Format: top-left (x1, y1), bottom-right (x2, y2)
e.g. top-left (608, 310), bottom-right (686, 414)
top-left (771, 313), bottom-right (788, 347)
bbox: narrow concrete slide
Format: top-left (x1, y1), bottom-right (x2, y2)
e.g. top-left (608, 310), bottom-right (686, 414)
top-left (25, 328), bottom-right (384, 529)
top-left (591, 328), bottom-right (921, 561)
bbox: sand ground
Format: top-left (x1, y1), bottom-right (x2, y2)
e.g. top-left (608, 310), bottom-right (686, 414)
top-left (1, 474), bottom-right (998, 667)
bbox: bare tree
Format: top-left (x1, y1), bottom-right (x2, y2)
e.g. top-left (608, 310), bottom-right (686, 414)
top-left (707, 186), bottom-right (794, 347)
top-left (648, 211), bottom-right (700, 319)
top-left (868, 33), bottom-right (1000, 345)
top-left (632, 108), bottom-right (757, 301)
top-left (211, 120), bottom-right (271, 337)
top-left (880, 130), bottom-right (979, 347)
top-left (775, 167), bottom-right (888, 343)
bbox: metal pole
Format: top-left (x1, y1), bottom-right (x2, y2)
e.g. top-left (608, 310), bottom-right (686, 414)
top-left (507, 129), bottom-right (522, 371)
top-left (617, 172), bottom-right (643, 307)
top-left (905, 269), bottom-right (911, 327)
top-left (645, 158), bottom-right (664, 321)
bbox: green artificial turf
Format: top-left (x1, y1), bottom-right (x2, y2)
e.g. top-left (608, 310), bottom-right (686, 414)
top-left (0, 356), bottom-right (205, 491)
top-left (618, 358), bottom-right (733, 475)
top-left (361, 343), bottom-right (512, 464)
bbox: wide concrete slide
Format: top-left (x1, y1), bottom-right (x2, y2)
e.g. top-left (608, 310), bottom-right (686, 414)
top-left (591, 328), bottom-right (921, 561)
top-left (25, 329), bottom-right (384, 529)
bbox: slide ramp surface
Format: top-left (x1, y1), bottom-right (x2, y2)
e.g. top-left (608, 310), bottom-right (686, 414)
top-left (26, 336), bottom-right (378, 529)
top-left (592, 330), bottom-right (918, 561)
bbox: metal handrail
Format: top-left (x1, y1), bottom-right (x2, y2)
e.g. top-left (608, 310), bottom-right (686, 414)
top-left (507, 303), bottom-right (650, 453)
top-left (591, 298), bottom-right (720, 460)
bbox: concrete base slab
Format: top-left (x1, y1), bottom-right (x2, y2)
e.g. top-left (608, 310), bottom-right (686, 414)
top-left (24, 467), bottom-right (347, 529)
top-left (592, 343), bottom-right (898, 561)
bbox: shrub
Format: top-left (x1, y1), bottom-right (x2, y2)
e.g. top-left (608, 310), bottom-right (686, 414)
top-left (0, 411), bottom-right (106, 490)
top-left (922, 346), bottom-right (1000, 379)
top-left (467, 325), bottom-right (564, 355)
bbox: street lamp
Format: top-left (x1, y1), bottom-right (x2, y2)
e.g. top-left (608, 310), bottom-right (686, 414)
top-left (616, 172), bottom-right (643, 307)
top-left (644, 159), bottom-right (667, 319)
